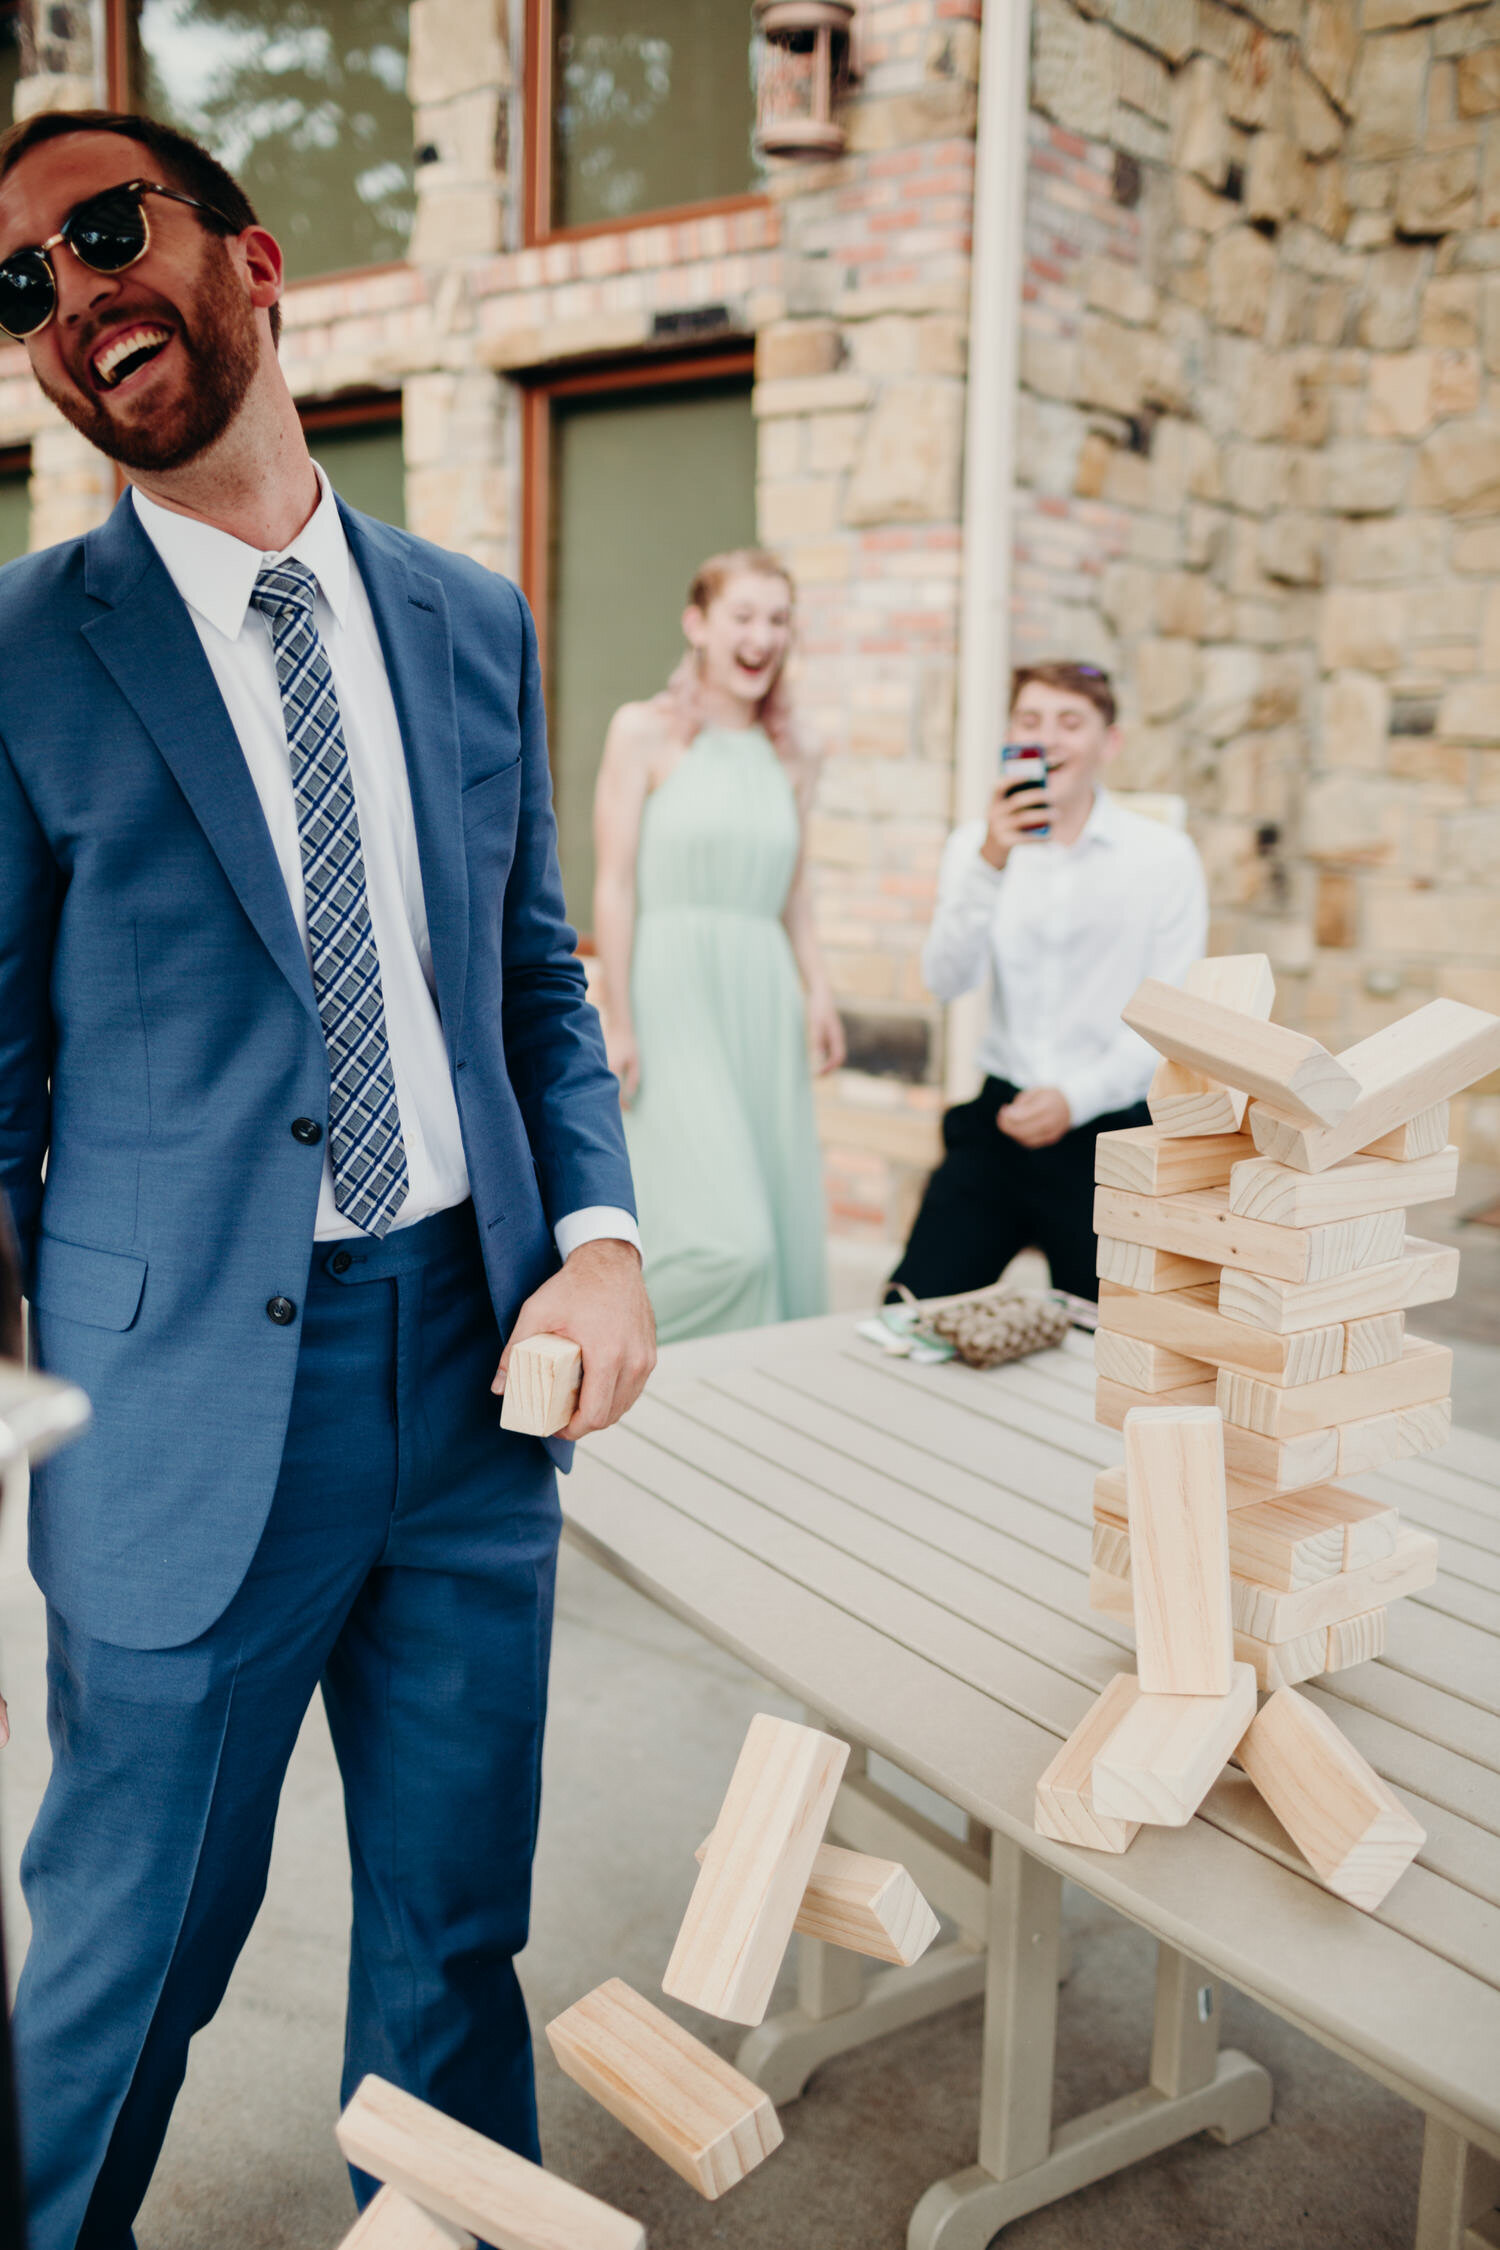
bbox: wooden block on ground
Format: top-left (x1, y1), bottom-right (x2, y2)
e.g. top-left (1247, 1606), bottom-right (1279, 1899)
top-left (1363, 1104), bottom-right (1448, 1161)
top-left (1091, 1664), bottom-right (1258, 1827)
top-left (1032, 1671), bottom-right (1143, 1855)
top-left (1326, 1609), bottom-right (1387, 1671)
top-left (1229, 1526), bottom-right (1438, 1643)
top-left (336, 2077), bottom-right (645, 2250)
top-left (1094, 1328), bottom-right (1210, 1393)
top-left (1093, 1186), bottom-right (1406, 1286)
top-left (662, 1714), bottom-right (848, 2026)
top-left (499, 1335), bottom-right (583, 1437)
top-left (1096, 1237), bottom-right (1221, 1293)
top-left (694, 1836), bottom-right (939, 1967)
top-left (546, 1980), bottom-right (782, 2199)
top-left (1146, 955), bottom-right (1277, 1134)
top-left (1096, 1372), bottom-right (1219, 1429)
top-left (1246, 999), bottom-right (1500, 1174)
top-left (1216, 1237), bottom-right (1460, 1333)
top-left (1235, 1687), bottom-right (1425, 1910)
top-left (1343, 1311), bottom-right (1405, 1373)
top-left (1124, 979), bottom-right (1359, 1129)
top-left (1095, 1125), bottom-right (1253, 1195)
top-left (1087, 1563), bottom-right (1325, 1688)
top-left (1124, 1405), bottom-right (1235, 1695)
top-left (1227, 1144), bottom-right (1457, 1226)
top-left (1216, 1336), bottom-right (1452, 1440)
top-left (338, 2187), bottom-right (474, 2250)
top-left (1097, 1282), bottom-right (1343, 1385)
top-left (1220, 1418), bottom-right (1339, 1497)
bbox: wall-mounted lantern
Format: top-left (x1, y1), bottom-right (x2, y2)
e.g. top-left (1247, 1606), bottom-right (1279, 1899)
top-left (753, 1), bottom-right (860, 162)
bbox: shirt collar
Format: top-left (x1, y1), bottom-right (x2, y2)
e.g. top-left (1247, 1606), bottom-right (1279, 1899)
top-left (132, 460), bottom-right (351, 642)
top-left (1077, 787), bottom-right (1121, 848)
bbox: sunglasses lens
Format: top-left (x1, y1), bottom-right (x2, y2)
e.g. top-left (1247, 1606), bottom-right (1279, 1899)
top-left (66, 188), bottom-right (148, 273)
top-left (0, 247), bottom-right (55, 338)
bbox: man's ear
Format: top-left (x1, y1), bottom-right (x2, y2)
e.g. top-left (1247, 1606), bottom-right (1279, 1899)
top-left (238, 224), bottom-right (284, 317)
top-left (1098, 722), bottom-right (1124, 770)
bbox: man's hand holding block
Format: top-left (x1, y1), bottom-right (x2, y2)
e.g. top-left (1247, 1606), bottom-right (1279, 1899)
top-left (338, 2186), bottom-right (474, 2250)
top-left (694, 1834), bottom-right (940, 1967)
top-left (500, 1334), bottom-right (583, 1436)
top-left (1235, 1686), bottom-right (1425, 1910)
top-left (1124, 1406), bottom-right (1235, 1695)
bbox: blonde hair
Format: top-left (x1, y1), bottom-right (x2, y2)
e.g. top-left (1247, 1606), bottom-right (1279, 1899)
top-left (657, 548), bottom-right (800, 759)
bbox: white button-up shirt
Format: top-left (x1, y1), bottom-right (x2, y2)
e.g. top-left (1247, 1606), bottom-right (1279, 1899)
top-left (132, 471), bottom-right (638, 1256)
top-left (923, 790), bottom-right (1208, 1127)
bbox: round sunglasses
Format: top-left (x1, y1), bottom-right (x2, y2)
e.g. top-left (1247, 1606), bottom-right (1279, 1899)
top-left (0, 179), bottom-right (236, 341)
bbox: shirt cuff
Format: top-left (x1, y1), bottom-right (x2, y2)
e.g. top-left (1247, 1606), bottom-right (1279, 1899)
top-left (554, 1206), bottom-right (642, 1262)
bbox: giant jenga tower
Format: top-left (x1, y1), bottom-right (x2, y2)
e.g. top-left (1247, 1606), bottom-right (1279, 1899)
top-left (1035, 966), bottom-right (1500, 1914)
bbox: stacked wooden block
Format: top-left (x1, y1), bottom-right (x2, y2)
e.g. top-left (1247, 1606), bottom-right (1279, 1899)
top-left (1035, 965), bottom-right (1500, 1916)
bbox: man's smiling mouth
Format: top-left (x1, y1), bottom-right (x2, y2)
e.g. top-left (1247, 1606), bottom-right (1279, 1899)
top-left (92, 324), bottom-right (173, 390)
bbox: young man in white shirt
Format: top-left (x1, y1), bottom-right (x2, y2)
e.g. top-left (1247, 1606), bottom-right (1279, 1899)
top-left (890, 661), bottom-right (1207, 1304)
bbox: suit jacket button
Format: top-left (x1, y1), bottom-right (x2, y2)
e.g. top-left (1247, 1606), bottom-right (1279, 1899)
top-left (330, 1251), bottom-right (353, 1275)
top-left (291, 1117), bottom-right (323, 1145)
top-left (267, 1296), bottom-right (297, 1325)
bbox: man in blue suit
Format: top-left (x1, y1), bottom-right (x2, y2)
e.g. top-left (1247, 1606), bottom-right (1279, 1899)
top-left (0, 108), bottom-right (655, 2248)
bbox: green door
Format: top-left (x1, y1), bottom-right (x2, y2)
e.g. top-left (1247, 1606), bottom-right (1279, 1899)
top-left (0, 455), bottom-right (29, 566)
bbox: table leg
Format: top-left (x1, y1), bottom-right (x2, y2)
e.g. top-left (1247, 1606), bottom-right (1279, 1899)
top-left (907, 1835), bottom-right (1273, 2250)
top-left (1415, 2119), bottom-right (1500, 2250)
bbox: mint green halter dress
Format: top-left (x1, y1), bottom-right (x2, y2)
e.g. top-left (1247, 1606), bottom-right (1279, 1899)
top-left (624, 724), bottom-right (829, 1342)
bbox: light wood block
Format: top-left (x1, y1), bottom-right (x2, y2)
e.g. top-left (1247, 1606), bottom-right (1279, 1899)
top-left (1094, 1328), bottom-right (1209, 1393)
top-left (1227, 1144), bottom-right (1457, 1226)
top-left (1032, 1670), bottom-right (1143, 1855)
top-left (1095, 1473), bottom-right (1396, 1585)
top-left (1095, 1125), bottom-right (1254, 1196)
top-left (1089, 1563), bottom-right (1133, 1618)
top-left (1246, 998), bottom-right (1500, 1174)
top-left (338, 2187), bottom-right (474, 2250)
top-left (1096, 1372), bottom-right (1219, 1429)
top-left (335, 2076), bottom-right (646, 2250)
top-left (1092, 1665), bottom-right (1258, 1828)
top-left (1235, 1687), bottom-right (1425, 1911)
top-left (1219, 1418), bottom-right (1340, 1498)
top-left (1146, 955), bottom-right (1277, 1135)
top-left (1095, 1237), bottom-right (1222, 1293)
top-left (546, 1980), bottom-right (782, 2200)
top-left (1397, 1396), bottom-right (1453, 1459)
top-left (662, 1713), bottom-right (848, 2026)
top-left (499, 1335), bottom-right (583, 1437)
top-left (1343, 1311), bottom-right (1405, 1372)
top-left (1336, 1407), bottom-right (1411, 1478)
top-left (1216, 1336), bottom-right (1452, 1440)
top-left (1091, 1521), bottom-right (1133, 1581)
top-left (1093, 1186), bottom-right (1406, 1286)
top-left (1216, 1236), bottom-right (1460, 1333)
top-left (1229, 1526), bottom-right (1438, 1643)
top-left (1362, 1103), bottom-right (1448, 1161)
top-left (693, 1836), bottom-right (940, 1968)
top-left (1097, 1281), bottom-right (1343, 1385)
top-left (1088, 1565), bottom-right (1325, 1688)
top-left (1124, 1405), bottom-right (1235, 1696)
top-left (1124, 978), bottom-right (1359, 1129)
top-left (1326, 1609), bottom-right (1387, 1672)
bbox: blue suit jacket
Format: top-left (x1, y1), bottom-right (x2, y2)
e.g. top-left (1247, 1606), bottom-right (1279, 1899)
top-left (0, 493), bottom-right (635, 1649)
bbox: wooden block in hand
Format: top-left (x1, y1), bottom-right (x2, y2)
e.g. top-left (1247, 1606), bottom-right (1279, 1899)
top-left (1246, 999), bottom-right (1500, 1174)
top-left (338, 2187), bottom-right (475, 2250)
top-left (546, 1980), bottom-right (782, 2200)
top-left (335, 2076), bottom-right (645, 2250)
top-left (1226, 1144), bottom-right (1457, 1226)
top-left (1228, 1526), bottom-right (1438, 1643)
top-left (1091, 1664), bottom-right (1257, 1827)
top-left (1326, 1608), bottom-right (1387, 1671)
top-left (1097, 1281), bottom-right (1343, 1385)
top-left (1362, 1103), bottom-right (1448, 1162)
top-left (1146, 955), bottom-right (1277, 1135)
top-left (499, 1334), bottom-right (583, 1436)
top-left (1094, 1327), bottom-right (1210, 1393)
top-left (663, 1714), bottom-right (848, 2026)
top-left (1096, 1237), bottom-right (1222, 1293)
top-left (1216, 1336), bottom-right (1451, 1439)
top-left (1216, 1236), bottom-right (1459, 1334)
top-left (1032, 1671), bottom-right (1143, 1854)
top-left (1124, 1404), bottom-right (1235, 1695)
top-left (694, 1835), bottom-right (939, 1967)
top-left (1125, 978), bottom-right (1358, 1129)
top-left (1236, 1687), bottom-right (1425, 1910)
top-left (1095, 1124), bottom-right (1253, 1195)
top-left (1095, 1371), bottom-right (1219, 1429)
top-left (1094, 1185), bottom-right (1406, 1286)
top-left (1343, 1311), bottom-right (1405, 1373)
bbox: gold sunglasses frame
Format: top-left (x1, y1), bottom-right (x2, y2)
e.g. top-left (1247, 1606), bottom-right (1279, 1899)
top-left (0, 179), bottom-right (235, 341)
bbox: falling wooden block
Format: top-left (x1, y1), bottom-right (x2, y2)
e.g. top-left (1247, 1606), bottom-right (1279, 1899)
top-left (335, 2076), bottom-right (645, 2250)
top-left (1343, 1311), bottom-right (1405, 1373)
top-left (1235, 1687), bottom-right (1425, 1910)
top-left (1326, 1609), bottom-right (1387, 1671)
top-left (1125, 979), bottom-right (1359, 1130)
top-left (1033, 1671), bottom-right (1143, 1854)
top-left (1095, 1125), bottom-right (1254, 1196)
top-left (1094, 1185), bottom-right (1406, 1286)
top-left (662, 1714), bottom-right (848, 2026)
top-left (694, 1836), bottom-right (939, 1967)
top-left (1124, 1405), bottom-right (1235, 1695)
top-left (1091, 1665), bottom-right (1258, 1827)
top-left (546, 1980), bottom-right (782, 2200)
top-left (1094, 1328), bottom-right (1210, 1393)
top-left (1228, 1526), bottom-right (1438, 1644)
top-left (1087, 1566), bottom-right (1326, 1689)
top-left (1216, 1336), bottom-right (1452, 1440)
top-left (499, 1335), bottom-right (583, 1436)
top-left (1363, 1103), bottom-right (1448, 1162)
top-left (1096, 1372), bottom-right (1219, 1429)
top-left (1097, 1281), bottom-right (1344, 1385)
top-left (1246, 999), bottom-right (1500, 1174)
top-left (1217, 1236), bottom-right (1460, 1333)
top-left (337, 2187), bottom-right (474, 2250)
top-left (1146, 955), bottom-right (1278, 1135)
top-left (1226, 1144), bottom-right (1457, 1226)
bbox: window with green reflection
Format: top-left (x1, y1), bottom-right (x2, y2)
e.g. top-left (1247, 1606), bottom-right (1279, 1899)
top-left (0, 453), bottom-right (29, 566)
top-left (306, 411), bottom-right (406, 526)
top-left (549, 0), bottom-right (757, 233)
top-left (132, 0), bottom-right (414, 281)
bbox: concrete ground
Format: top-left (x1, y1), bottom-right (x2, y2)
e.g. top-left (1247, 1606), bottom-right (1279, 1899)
top-left (2, 1176), bottom-right (1495, 2248)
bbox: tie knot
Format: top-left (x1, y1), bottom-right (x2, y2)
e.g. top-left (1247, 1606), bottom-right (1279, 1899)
top-left (251, 558), bottom-right (319, 624)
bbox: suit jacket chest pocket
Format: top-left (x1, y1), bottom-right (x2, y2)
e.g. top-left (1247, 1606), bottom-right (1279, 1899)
top-left (461, 760), bottom-right (523, 888)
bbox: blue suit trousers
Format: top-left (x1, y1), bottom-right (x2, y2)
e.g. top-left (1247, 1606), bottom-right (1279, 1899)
top-left (14, 1201), bottom-right (561, 2250)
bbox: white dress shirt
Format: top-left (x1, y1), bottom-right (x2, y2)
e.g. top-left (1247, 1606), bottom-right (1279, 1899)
top-left (924, 790), bottom-right (1208, 1127)
top-left (133, 471), bottom-right (638, 1256)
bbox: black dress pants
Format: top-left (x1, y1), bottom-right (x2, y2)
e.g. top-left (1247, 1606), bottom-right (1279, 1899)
top-left (889, 1077), bottom-right (1151, 1305)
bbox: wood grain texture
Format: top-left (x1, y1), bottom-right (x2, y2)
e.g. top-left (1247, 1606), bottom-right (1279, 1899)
top-left (1343, 1311), bottom-right (1405, 1373)
top-left (499, 1336), bottom-right (583, 1437)
top-left (1095, 1372), bottom-right (1220, 1429)
top-left (1227, 1145), bottom-right (1457, 1226)
top-left (1032, 1669), bottom-right (1143, 1855)
top-left (1216, 1337), bottom-right (1452, 1440)
top-left (1144, 955), bottom-right (1277, 1135)
top-left (1095, 1469), bottom-right (1394, 1587)
top-left (1216, 1237), bottom-right (1460, 1334)
top-left (1095, 1125), bottom-right (1254, 1196)
top-left (1246, 1000), bottom-right (1500, 1174)
top-left (1093, 1328), bottom-right (1210, 1393)
top-left (1124, 979), bottom-right (1359, 1128)
top-left (1124, 1405), bottom-right (1235, 1695)
top-left (1092, 1664), bottom-right (1258, 1827)
top-left (693, 1836), bottom-right (940, 1967)
top-left (335, 2076), bottom-right (646, 2250)
top-left (1325, 1609), bottom-right (1387, 1672)
top-left (1095, 1237), bottom-right (1222, 1293)
top-left (1093, 1185), bottom-right (1406, 1286)
top-left (1362, 1104), bottom-right (1448, 1161)
top-left (1097, 1281), bottom-right (1343, 1385)
top-left (545, 1980), bottom-right (782, 2199)
top-left (1219, 1417), bottom-right (1340, 1498)
top-left (1236, 1687), bottom-right (1426, 1911)
top-left (662, 1713), bottom-right (848, 2025)
top-left (1087, 1564), bottom-right (1326, 1689)
top-left (337, 2187), bottom-right (474, 2250)
top-left (1228, 1526), bottom-right (1439, 1643)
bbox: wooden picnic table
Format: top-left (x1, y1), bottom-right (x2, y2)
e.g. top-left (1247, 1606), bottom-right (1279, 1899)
top-left (564, 1310), bottom-right (1500, 2250)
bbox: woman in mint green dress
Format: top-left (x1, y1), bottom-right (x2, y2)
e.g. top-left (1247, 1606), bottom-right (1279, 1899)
top-left (592, 549), bottom-right (843, 1342)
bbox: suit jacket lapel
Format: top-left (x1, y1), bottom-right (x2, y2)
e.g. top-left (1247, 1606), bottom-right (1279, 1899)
top-left (81, 499), bottom-right (319, 1028)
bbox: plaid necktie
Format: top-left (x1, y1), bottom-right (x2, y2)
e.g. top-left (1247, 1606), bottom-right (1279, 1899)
top-left (250, 560), bottom-right (409, 1238)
